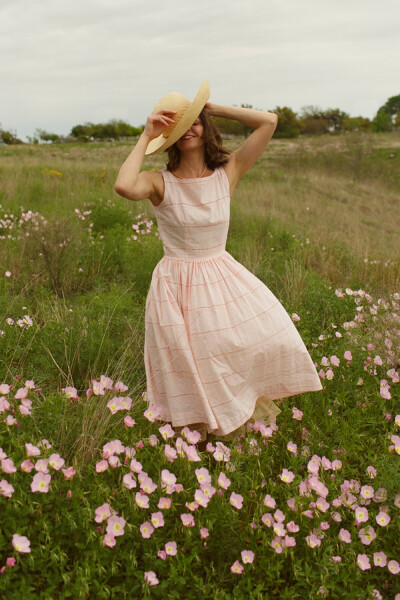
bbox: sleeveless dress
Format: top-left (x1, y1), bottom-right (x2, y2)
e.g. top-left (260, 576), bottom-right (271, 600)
top-left (144, 166), bottom-right (322, 439)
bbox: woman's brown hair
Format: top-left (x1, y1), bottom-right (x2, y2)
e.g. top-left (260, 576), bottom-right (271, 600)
top-left (166, 108), bottom-right (230, 172)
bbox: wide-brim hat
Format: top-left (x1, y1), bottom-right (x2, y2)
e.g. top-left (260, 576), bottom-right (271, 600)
top-left (144, 80), bottom-right (210, 156)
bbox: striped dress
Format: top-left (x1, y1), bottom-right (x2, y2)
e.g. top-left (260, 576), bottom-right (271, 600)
top-left (144, 166), bottom-right (322, 438)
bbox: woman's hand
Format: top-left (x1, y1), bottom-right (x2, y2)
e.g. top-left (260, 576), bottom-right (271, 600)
top-left (204, 102), bottom-right (216, 115)
top-left (143, 109), bottom-right (177, 141)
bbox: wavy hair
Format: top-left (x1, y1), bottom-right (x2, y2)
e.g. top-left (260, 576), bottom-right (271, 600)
top-left (166, 108), bottom-right (230, 172)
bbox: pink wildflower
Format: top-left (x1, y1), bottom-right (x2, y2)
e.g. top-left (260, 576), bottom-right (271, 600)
top-left (12, 534), bottom-right (30, 553)
top-left (388, 560), bottom-right (400, 574)
top-left (157, 497), bottom-right (172, 510)
top-left (279, 468), bottom-right (295, 483)
top-left (217, 472), bottom-right (231, 489)
top-left (165, 541), bottom-right (177, 556)
top-left (95, 460), bottom-right (108, 473)
top-left (338, 529), bottom-right (351, 543)
top-left (230, 560), bottom-right (244, 574)
top-left (241, 550), bottom-right (254, 564)
top-left (94, 503), bottom-right (112, 523)
top-left (31, 472), bottom-right (51, 493)
top-left (180, 513), bottom-right (195, 527)
top-left (200, 528), bottom-right (209, 539)
top-left (264, 494), bottom-right (276, 508)
top-left (140, 521), bottom-right (154, 539)
top-left (144, 571), bottom-right (159, 586)
top-left (373, 552), bottom-right (387, 567)
top-left (229, 492), bottom-right (243, 510)
top-left (376, 512), bottom-right (390, 527)
top-left (151, 512), bottom-right (164, 528)
top-left (106, 516), bottom-right (126, 537)
top-left (357, 554), bottom-right (371, 571)
top-left (104, 533), bottom-right (116, 547)
top-left (195, 468), bottom-right (211, 484)
top-left (306, 534), bottom-right (321, 548)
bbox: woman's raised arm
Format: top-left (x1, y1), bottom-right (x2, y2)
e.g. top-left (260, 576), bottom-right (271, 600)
top-left (114, 109), bottom-right (176, 203)
top-left (205, 103), bottom-right (278, 193)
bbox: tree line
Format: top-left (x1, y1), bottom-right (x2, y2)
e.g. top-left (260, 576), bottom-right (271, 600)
top-left (1, 94), bottom-right (399, 145)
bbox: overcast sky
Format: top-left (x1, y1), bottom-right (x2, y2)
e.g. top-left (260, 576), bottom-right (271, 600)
top-left (1, 0), bottom-right (399, 141)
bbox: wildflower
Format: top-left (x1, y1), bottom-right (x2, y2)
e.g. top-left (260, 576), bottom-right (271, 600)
top-left (35, 459), bottom-right (49, 473)
top-left (274, 509), bottom-right (285, 522)
top-left (200, 528), bottom-right (209, 539)
top-left (261, 513), bottom-right (273, 527)
top-left (279, 468), bottom-right (295, 483)
top-left (373, 552), bottom-right (387, 567)
top-left (354, 506), bottom-right (369, 524)
top-left (230, 560), bottom-right (244, 574)
top-left (306, 534), bottom-right (321, 548)
top-left (329, 556), bottom-right (342, 563)
top-left (157, 550), bottom-right (167, 560)
top-left (200, 483), bottom-right (216, 498)
top-left (135, 492), bottom-right (149, 509)
top-left (287, 521), bottom-right (299, 533)
top-left (61, 466), bottom-right (76, 480)
top-left (388, 560), bottom-right (400, 574)
top-left (195, 468), bottom-right (211, 484)
top-left (287, 441), bottom-right (298, 455)
top-left (159, 424), bottom-right (175, 440)
top-left (151, 512), bottom-right (164, 528)
top-left (241, 550), bottom-right (254, 564)
top-left (180, 513), bottom-right (195, 527)
top-left (1, 458), bottom-right (16, 473)
top-left (25, 443), bottom-right (41, 457)
top-left (144, 571), bottom-right (159, 586)
top-left (182, 442), bottom-right (201, 462)
top-left (213, 442), bottom-right (231, 462)
top-left (338, 529), bottom-right (351, 543)
top-left (94, 503), bottom-right (112, 523)
top-left (264, 494), bottom-right (276, 508)
top-left (182, 427), bottom-right (202, 445)
top-left (96, 460), bottom-right (108, 473)
top-left (292, 407), bottom-right (303, 420)
top-left (291, 313), bottom-right (300, 322)
top-left (331, 460), bottom-right (342, 471)
top-left (124, 415), bottom-right (136, 427)
top-left (165, 541), bottom-right (177, 556)
top-left (360, 485), bottom-right (374, 499)
top-left (316, 497), bottom-right (330, 513)
top-left (106, 516), bottom-right (126, 537)
top-left (157, 497), bottom-right (171, 510)
top-left (31, 472), bottom-right (51, 493)
top-left (358, 526), bottom-right (376, 545)
top-left (217, 472), bottom-right (231, 489)
top-left (357, 554), bottom-right (371, 570)
top-left (12, 534), bottom-right (30, 553)
top-left (140, 521), bottom-right (154, 539)
top-left (394, 493), bottom-right (400, 509)
top-left (0, 480), bottom-right (14, 498)
top-left (143, 405), bottom-right (161, 422)
top-left (164, 444), bottom-right (178, 462)
top-left (229, 492), bottom-right (243, 510)
top-left (270, 537), bottom-right (283, 553)
top-left (104, 533), bottom-right (116, 548)
top-left (140, 477), bottom-right (157, 495)
top-left (376, 512), bottom-right (390, 527)
top-left (344, 350), bottom-right (352, 361)
top-left (273, 522), bottom-right (286, 537)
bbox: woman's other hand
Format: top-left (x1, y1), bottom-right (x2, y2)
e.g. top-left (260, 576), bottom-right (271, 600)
top-left (143, 109), bottom-right (177, 141)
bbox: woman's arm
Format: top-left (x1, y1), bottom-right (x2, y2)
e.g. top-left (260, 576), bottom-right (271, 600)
top-left (206, 103), bottom-right (278, 193)
top-left (114, 109), bottom-right (176, 202)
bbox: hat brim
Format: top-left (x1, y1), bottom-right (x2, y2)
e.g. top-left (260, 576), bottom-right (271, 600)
top-left (144, 81), bottom-right (210, 156)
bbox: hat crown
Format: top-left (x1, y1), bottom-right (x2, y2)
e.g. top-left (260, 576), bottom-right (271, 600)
top-left (152, 92), bottom-right (192, 139)
top-left (152, 91), bottom-right (191, 115)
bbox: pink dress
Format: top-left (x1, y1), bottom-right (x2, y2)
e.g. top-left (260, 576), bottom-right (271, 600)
top-left (144, 166), bottom-right (322, 437)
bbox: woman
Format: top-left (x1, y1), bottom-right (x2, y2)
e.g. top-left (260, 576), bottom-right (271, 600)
top-left (115, 81), bottom-right (322, 444)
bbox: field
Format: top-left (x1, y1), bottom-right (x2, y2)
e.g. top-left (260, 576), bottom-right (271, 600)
top-left (0, 132), bottom-right (399, 599)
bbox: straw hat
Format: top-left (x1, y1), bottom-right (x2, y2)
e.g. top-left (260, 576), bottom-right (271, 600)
top-left (144, 80), bottom-right (210, 156)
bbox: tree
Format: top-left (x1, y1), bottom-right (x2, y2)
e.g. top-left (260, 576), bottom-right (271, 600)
top-left (271, 106), bottom-right (304, 138)
top-left (34, 128), bottom-right (60, 143)
top-left (371, 109), bottom-right (393, 133)
top-left (380, 94), bottom-right (400, 127)
top-left (0, 124), bottom-right (23, 144)
top-left (298, 106), bottom-right (329, 134)
top-left (342, 116), bottom-right (371, 132)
